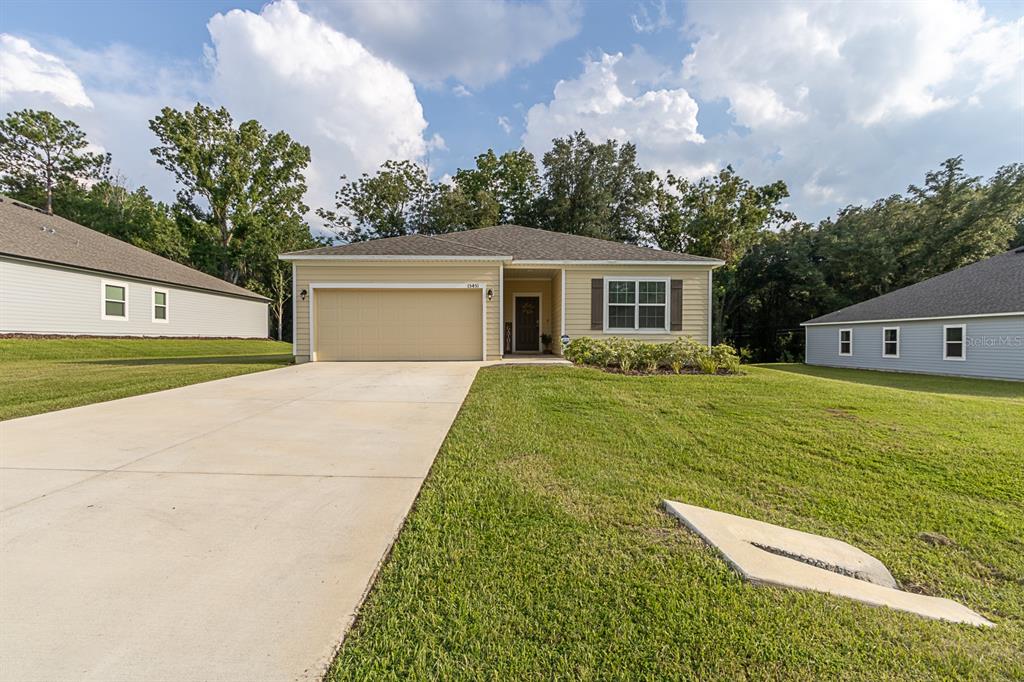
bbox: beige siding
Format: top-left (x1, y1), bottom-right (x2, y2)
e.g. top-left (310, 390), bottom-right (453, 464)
top-left (294, 260), bottom-right (502, 360)
top-left (0, 257), bottom-right (268, 338)
top-left (563, 265), bottom-right (713, 344)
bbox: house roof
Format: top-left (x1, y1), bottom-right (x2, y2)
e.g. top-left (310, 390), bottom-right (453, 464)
top-left (0, 197), bottom-right (267, 301)
top-left (803, 248), bottom-right (1024, 325)
top-left (281, 224), bottom-right (723, 264)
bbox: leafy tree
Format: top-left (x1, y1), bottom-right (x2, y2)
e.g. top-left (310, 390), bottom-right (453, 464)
top-left (241, 211), bottom-right (318, 341)
top-left (449, 148), bottom-right (541, 226)
top-left (149, 104), bottom-right (311, 282)
top-left (649, 166), bottom-right (794, 341)
top-left (317, 159), bottom-right (436, 242)
top-left (538, 131), bottom-right (658, 242)
top-left (0, 109), bottom-right (107, 214)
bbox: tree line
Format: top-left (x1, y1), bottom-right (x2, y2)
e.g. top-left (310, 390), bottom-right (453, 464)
top-left (2, 107), bottom-right (1021, 357)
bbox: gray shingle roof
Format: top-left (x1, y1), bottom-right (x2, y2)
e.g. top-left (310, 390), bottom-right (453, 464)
top-left (0, 197), bottom-right (267, 301)
top-left (804, 248), bottom-right (1024, 324)
top-left (281, 224), bottom-right (722, 263)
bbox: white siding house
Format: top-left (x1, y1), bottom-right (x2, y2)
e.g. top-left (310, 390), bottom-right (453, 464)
top-left (803, 248), bottom-right (1023, 381)
top-left (0, 197), bottom-right (268, 338)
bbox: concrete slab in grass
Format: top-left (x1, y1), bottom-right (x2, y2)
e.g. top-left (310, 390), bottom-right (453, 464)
top-left (663, 500), bottom-right (993, 627)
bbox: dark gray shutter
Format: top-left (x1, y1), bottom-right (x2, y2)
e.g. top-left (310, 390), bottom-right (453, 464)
top-left (590, 279), bottom-right (603, 330)
top-left (670, 279), bottom-right (683, 331)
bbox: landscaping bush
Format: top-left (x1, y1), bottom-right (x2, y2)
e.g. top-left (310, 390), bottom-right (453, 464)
top-left (563, 337), bottom-right (741, 375)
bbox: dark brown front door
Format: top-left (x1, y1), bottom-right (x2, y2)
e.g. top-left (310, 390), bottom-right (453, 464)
top-left (514, 296), bottom-right (540, 351)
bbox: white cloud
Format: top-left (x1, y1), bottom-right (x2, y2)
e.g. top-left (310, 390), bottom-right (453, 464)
top-left (631, 0), bottom-right (673, 34)
top-left (207, 0), bottom-right (431, 215)
top-left (681, 0), bottom-right (1023, 128)
top-left (497, 115), bottom-right (512, 134)
top-left (0, 34), bottom-right (92, 108)
top-left (523, 0), bottom-right (1023, 221)
top-left (1, 1), bottom-right (438, 223)
top-left (452, 84), bottom-right (473, 98)
top-left (523, 52), bottom-right (706, 176)
top-left (305, 0), bottom-right (582, 87)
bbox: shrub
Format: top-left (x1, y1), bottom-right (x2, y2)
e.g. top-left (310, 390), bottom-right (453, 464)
top-left (563, 337), bottom-right (742, 376)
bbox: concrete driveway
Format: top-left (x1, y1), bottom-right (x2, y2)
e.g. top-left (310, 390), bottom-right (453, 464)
top-left (0, 361), bottom-right (481, 682)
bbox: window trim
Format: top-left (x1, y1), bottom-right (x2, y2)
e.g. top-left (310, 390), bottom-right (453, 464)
top-left (943, 323), bottom-right (966, 361)
top-left (100, 279), bottom-right (130, 320)
top-left (603, 276), bottom-right (671, 334)
top-left (838, 328), bottom-right (853, 356)
top-left (152, 287), bottom-right (169, 324)
top-left (881, 326), bottom-right (900, 358)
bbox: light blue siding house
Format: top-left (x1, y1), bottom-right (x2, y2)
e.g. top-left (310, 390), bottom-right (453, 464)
top-left (803, 248), bottom-right (1024, 381)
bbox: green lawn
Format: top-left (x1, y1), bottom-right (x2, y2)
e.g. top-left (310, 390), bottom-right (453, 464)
top-left (0, 337), bottom-right (293, 420)
top-left (331, 364), bottom-right (1024, 680)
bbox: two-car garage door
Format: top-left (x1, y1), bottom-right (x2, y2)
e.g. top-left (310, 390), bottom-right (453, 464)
top-left (314, 288), bottom-right (483, 361)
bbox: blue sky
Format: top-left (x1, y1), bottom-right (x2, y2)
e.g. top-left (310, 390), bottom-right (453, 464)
top-left (2, 0), bottom-right (1022, 225)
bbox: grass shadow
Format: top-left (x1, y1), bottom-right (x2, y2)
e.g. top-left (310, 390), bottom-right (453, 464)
top-left (757, 363), bottom-right (1024, 400)
top-left (82, 354), bottom-right (293, 367)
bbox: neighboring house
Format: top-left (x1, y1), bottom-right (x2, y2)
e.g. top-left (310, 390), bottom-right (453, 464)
top-left (0, 197), bottom-right (269, 338)
top-left (803, 248), bottom-right (1024, 380)
top-left (279, 225), bottom-right (723, 362)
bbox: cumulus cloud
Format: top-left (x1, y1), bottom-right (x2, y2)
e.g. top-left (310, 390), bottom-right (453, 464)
top-left (1, 1), bottom-right (438, 223)
top-left (305, 0), bottom-right (582, 88)
top-left (523, 52), bottom-right (708, 177)
top-left (0, 34), bottom-right (92, 108)
top-left (523, 0), bottom-right (1023, 220)
top-left (206, 0), bottom-right (433, 212)
top-left (682, 0), bottom-right (1022, 128)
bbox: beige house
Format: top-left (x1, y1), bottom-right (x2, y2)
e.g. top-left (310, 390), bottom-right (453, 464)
top-left (280, 225), bottom-right (723, 362)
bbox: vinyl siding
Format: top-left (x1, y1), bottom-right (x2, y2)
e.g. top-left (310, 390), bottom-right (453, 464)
top-left (0, 257), bottom-right (268, 338)
top-left (805, 316), bottom-right (1024, 380)
top-left (294, 260), bottom-right (501, 361)
top-left (562, 265), bottom-right (713, 344)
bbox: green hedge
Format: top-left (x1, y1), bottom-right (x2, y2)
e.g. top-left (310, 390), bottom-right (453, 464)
top-left (563, 337), bottom-right (741, 375)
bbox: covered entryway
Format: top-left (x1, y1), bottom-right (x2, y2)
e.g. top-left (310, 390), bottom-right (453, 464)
top-left (314, 287), bottom-right (483, 361)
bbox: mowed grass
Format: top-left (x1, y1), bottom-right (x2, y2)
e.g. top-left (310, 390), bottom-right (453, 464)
top-left (0, 337), bottom-right (292, 420)
top-left (331, 364), bottom-right (1024, 680)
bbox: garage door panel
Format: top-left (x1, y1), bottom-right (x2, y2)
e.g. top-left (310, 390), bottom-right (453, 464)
top-left (315, 289), bottom-right (482, 361)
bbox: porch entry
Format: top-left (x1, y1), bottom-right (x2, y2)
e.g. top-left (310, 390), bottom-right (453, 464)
top-left (513, 295), bottom-right (541, 352)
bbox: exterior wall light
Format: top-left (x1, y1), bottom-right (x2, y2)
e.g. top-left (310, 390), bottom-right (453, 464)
top-left (300, 289), bottom-right (307, 301)
top-left (486, 288), bottom-right (493, 301)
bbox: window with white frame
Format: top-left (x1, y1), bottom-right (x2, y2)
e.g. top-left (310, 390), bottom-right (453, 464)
top-left (944, 324), bottom-right (966, 361)
top-left (606, 279), bottom-right (668, 331)
top-left (102, 282), bottom-right (128, 319)
top-left (839, 328), bottom-right (853, 356)
top-left (153, 288), bottom-right (169, 323)
top-left (882, 327), bottom-right (900, 358)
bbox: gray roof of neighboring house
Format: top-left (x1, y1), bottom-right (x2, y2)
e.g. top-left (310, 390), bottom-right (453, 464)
top-left (0, 196), bottom-right (267, 301)
top-left (281, 224), bottom-right (722, 263)
top-left (804, 248), bottom-right (1024, 324)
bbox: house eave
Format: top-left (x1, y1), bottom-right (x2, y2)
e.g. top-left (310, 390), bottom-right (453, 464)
top-left (801, 311), bottom-right (1024, 326)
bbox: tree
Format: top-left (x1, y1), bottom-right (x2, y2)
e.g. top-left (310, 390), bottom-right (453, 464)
top-left (242, 211), bottom-right (318, 340)
top-left (538, 131), bottom-right (658, 242)
top-left (149, 104), bottom-right (311, 282)
top-left (317, 159), bottom-right (436, 242)
top-left (903, 157), bottom-right (1023, 282)
top-left (448, 148), bottom-right (541, 227)
top-left (649, 166), bottom-right (794, 341)
top-left (0, 109), bottom-right (106, 214)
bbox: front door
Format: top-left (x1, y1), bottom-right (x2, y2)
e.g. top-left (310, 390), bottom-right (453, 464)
top-left (514, 296), bottom-right (540, 352)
